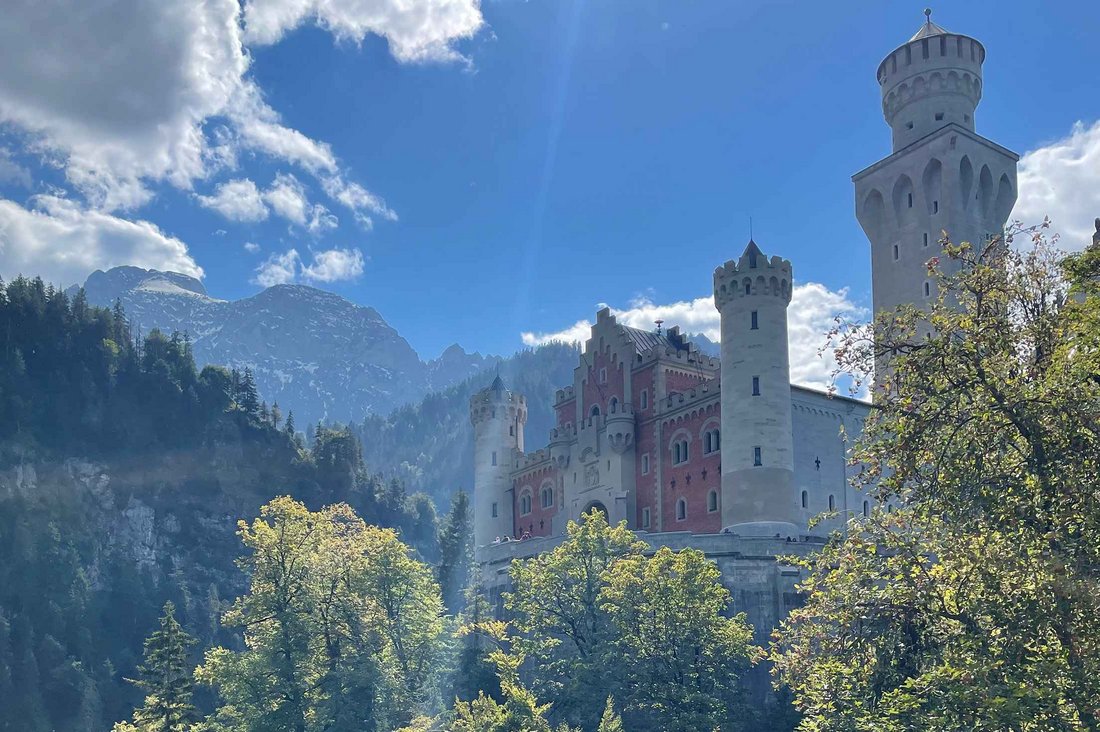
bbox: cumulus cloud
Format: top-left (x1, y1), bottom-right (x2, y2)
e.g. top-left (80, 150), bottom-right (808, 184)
top-left (242, 0), bottom-right (484, 63)
top-left (322, 175), bottom-right (397, 228)
top-left (0, 195), bottom-right (202, 288)
top-left (1014, 119), bottom-right (1100, 250)
top-left (263, 172), bottom-right (311, 224)
top-left (252, 246), bottom-right (366, 286)
top-left (243, 241), bottom-right (261, 253)
top-left (0, 0), bottom-right (477, 217)
top-left (196, 178), bottom-right (269, 222)
top-left (521, 283), bottom-right (865, 390)
top-left (301, 247), bottom-right (365, 282)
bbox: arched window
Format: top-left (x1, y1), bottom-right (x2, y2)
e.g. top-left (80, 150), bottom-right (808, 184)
top-left (707, 490), bottom-right (718, 513)
top-left (801, 490), bottom-right (808, 509)
top-left (590, 405), bottom-right (601, 418)
top-left (673, 439), bottom-right (689, 465)
top-left (609, 397), bottom-right (619, 413)
top-left (676, 498), bottom-right (687, 521)
top-left (520, 491), bottom-right (532, 516)
top-left (541, 485), bottom-right (553, 509)
top-left (702, 427), bottom-right (720, 455)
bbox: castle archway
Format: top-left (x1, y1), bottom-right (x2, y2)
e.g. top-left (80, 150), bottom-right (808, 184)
top-left (582, 501), bottom-right (609, 523)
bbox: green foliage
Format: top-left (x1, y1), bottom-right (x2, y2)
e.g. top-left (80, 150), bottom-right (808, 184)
top-left (596, 698), bottom-right (623, 732)
top-left (772, 229), bottom-right (1100, 730)
top-left (507, 512), bottom-right (758, 731)
top-left (114, 602), bottom-right (198, 731)
top-left (196, 497), bottom-right (446, 732)
top-left (437, 491), bottom-right (474, 613)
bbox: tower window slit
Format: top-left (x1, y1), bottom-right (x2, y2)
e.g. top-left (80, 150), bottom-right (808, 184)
top-left (801, 490), bottom-right (808, 509)
top-left (752, 376), bottom-right (760, 396)
top-left (753, 446), bottom-right (762, 466)
top-left (907, 192), bottom-right (913, 208)
top-left (923, 232), bottom-right (929, 247)
top-left (751, 310), bottom-right (758, 329)
top-left (893, 244), bottom-right (900, 261)
top-left (933, 200), bottom-right (939, 214)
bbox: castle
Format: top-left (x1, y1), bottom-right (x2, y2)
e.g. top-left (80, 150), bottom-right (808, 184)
top-left (471, 14), bottom-right (1018, 641)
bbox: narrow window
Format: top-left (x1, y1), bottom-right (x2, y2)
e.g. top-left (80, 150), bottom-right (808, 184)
top-left (750, 310), bottom-right (758, 330)
top-left (599, 367), bottom-right (607, 383)
top-left (923, 232), bottom-right (929, 247)
top-left (707, 490), bottom-right (718, 513)
top-left (924, 281), bottom-right (931, 298)
top-left (828, 495), bottom-right (835, 511)
top-left (893, 244), bottom-right (900, 261)
top-left (752, 376), bottom-right (760, 396)
top-left (744, 281), bottom-right (751, 295)
top-left (590, 405), bottom-right (600, 418)
top-left (642, 507), bottom-right (651, 528)
top-left (933, 200), bottom-right (939, 214)
top-left (640, 389), bottom-right (648, 410)
top-left (921, 38), bottom-right (929, 59)
top-left (491, 502), bottom-right (498, 518)
top-left (863, 500), bottom-right (870, 517)
top-left (609, 397), bottom-right (618, 413)
top-left (676, 498), bottom-right (687, 521)
top-left (907, 192), bottom-right (913, 208)
top-left (753, 446), bottom-right (762, 466)
top-left (801, 490), bottom-right (808, 509)
top-left (491, 451), bottom-right (497, 466)
top-left (713, 429), bottom-right (720, 450)
top-left (642, 453), bottom-right (650, 475)
top-left (509, 425), bottom-right (514, 436)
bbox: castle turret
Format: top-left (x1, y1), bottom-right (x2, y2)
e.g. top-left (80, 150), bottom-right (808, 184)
top-left (854, 12), bottom-right (1018, 341)
top-left (713, 241), bottom-right (799, 537)
top-left (469, 376), bottom-right (526, 552)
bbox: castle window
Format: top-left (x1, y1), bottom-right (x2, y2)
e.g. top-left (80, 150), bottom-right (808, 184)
top-left (707, 490), bottom-right (718, 513)
top-left (491, 451), bottom-right (497, 466)
top-left (703, 429), bottom-right (720, 455)
top-left (907, 192), bottom-right (913, 208)
top-left (801, 490), bottom-right (808, 509)
top-left (905, 121), bottom-right (914, 130)
top-left (933, 200), bottom-right (939, 214)
top-left (828, 494), bottom-right (835, 511)
top-left (923, 232), bottom-right (929, 247)
top-left (491, 502), bottom-right (498, 518)
top-left (753, 446), bottom-right (762, 466)
top-left (744, 281), bottom-right (751, 295)
top-left (924, 281), bottom-right (932, 298)
top-left (893, 244), bottom-right (900, 261)
top-left (590, 405), bottom-right (601, 418)
top-left (640, 389), bottom-right (649, 410)
top-left (863, 500), bottom-right (870, 517)
top-left (509, 425), bottom-right (514, 436)
top-left (520, 492), bottom-right (532, 516)
top-left (921, 38), bottom-right (929, 59)
top-left (642, 507), bottom-right (651, 528)
top-left (752, 376), bottom-right (760, 396)
top-left (751, 310), bottom-right (758, 330)
top-left (609, 396), bottom-right (619, 413)
top-left (541, 486), bottom-right (553, 509)
top-left (642, 453), bottom-right (650, 475)
top-left (964, 113), bottom-right (971, 123)
top-left (676, 498), bottom-right (687, 521)
top-left (935, 112), bottom-right (944, 121)
top-left (673, 440), bottom-right (689, 465)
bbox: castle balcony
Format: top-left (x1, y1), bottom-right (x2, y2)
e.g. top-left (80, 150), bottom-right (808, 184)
top-left (548, 423), bottom-right (575, 468)
top-left (604, 402), bottom-right (635, 454)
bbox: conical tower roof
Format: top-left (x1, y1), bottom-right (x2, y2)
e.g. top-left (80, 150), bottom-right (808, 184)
top-left (909, 10), bottom-right (950, 41)
top-left (489, 374), bottom-right (507, 393)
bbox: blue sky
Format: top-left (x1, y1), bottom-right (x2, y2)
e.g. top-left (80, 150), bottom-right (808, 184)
top-left (1, 0), bottom-right (1098, 367)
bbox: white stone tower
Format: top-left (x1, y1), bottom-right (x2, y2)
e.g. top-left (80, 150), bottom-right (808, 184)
top-left (713, 241), bottom-right (799, 537)
top-left (854, 11), bottom-right (1018, 321)
top-left (469, 375), bottom-right (526, 553)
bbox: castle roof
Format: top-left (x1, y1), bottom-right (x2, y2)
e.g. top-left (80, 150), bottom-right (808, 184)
top-left (621, 325), bottom-right (688, 354)
top-left (490, 374), bottom-right (507, 393)
top-left (909, 13), bottom-right (949, 41)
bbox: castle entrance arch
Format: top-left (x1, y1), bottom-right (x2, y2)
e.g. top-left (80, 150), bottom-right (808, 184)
top-left (582, 501), bottom-right (609, 523)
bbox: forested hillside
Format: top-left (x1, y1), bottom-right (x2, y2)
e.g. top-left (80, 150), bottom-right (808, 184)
top-left (0, 277), bottom-right (445, 731)
top-left (356, 342), bottom-right (580, 503)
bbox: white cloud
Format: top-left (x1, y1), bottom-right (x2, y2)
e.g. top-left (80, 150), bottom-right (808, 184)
top-left (301, 247), bottom-right (364, 282)
top-left (1014, 119), bottom-right (1100, 250)
top-left (0, 0), bottom-right (473, 216)
top-left (0, 195), bottom-right (202, 288)
top-left (252, 246), bottom-right (365, 286)
top-left (196, 178), bottom-right (269, 222)
top-left (242, 0), bottom-right (484, 63)
top-left (521, 283), bottom-right (865, 390)
top-left (263, 172), bottom-right (311, 224)
top-left (244, 241), bottom-right (261, 253)
top-left (322, 175), bottom-right (397, 229)
top-left (0, 148), bottom-right (32, 188)
top-left (253, 248), bottom-right (301, 286)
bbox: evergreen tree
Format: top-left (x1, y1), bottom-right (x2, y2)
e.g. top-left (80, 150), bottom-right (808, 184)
top-left (283, 410), bottom-right (295, 436)
top-left (437, 491), bottom-right (473, 613)
top-left (237, 369), bottom-right (260, 418)
top-left (114, 601), bottom-right (197, 732)
top-left (597, 698), bottom-right (623, 732)
top-left (270, 401), bottom-right (282, 429)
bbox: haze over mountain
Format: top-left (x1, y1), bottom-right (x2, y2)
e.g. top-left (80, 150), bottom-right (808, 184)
top-left (76, 266), bottom-right (500, 426)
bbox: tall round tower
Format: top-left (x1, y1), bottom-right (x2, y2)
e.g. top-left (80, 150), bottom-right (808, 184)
top-left (713, 241), bottom-right (799, 537)
top-left (469, 375), bottom-right (527, 552)
top-left (878, 9), bottom-right (985, 152)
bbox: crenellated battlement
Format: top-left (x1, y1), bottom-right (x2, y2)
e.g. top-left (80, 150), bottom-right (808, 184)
top-left (469, 376), bottom-right (528, 427)
top-left (714, 241), bottom-right (793, 310)
top-left (554, 385), bottom-right (575, 406)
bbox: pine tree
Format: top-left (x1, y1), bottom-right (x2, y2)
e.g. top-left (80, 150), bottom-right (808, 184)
top-left (597, 697), bottom-right (624, 732)
top-left (238, 368), bottom-right (260, 418)
top-left (116, 601), bottom-right (197, 732)
top-left (270, 401), bottom-right (282, 429)
top-left (437, 491), bottom-right (473, 613)
top-left (283, 410), bottom-right (295, 436)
